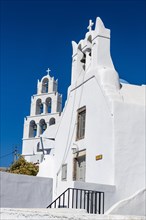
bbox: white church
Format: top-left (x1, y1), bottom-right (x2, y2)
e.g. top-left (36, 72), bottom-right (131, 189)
top-left (22, 17), bottom-right (145, 214)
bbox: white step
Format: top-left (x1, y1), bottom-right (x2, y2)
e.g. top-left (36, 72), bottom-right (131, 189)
top-left (0, 208), bottom-right (145, 220)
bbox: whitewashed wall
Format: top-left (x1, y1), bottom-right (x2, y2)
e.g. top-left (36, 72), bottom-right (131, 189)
top-left (0, 172), bottom-right (52, 208)
top-left (113, 98), bottom-right (145, 201)
top-left (106, 188), bottom-right (146, 216)
top-left (24, 17), bottom-right (146, 216)
top-left (53, 73), bottom-right (115, 200)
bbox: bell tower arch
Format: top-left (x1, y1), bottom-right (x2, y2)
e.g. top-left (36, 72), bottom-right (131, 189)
top-left (22, 68), bottom-right (62, 163)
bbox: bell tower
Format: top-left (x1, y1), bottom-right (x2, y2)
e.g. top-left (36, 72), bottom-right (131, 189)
top-left (22, 68), bottom-right (62, 163)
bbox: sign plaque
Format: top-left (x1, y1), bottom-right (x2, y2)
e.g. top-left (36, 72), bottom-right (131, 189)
top-left (96, 154), bottom-right (103, 161)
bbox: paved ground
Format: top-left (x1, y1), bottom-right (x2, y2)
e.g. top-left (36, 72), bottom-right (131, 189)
top-left (1, 208), bottom-right (145, 220)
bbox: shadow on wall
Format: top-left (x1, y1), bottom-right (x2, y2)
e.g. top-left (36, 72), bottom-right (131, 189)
top-left (0, 172), bottom-right (53, 208)
top-left (105, 188), bottom-right (146, 216)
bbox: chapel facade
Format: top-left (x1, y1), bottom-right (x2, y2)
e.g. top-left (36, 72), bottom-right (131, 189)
top-left (22, 17), bottom-right (145, 214)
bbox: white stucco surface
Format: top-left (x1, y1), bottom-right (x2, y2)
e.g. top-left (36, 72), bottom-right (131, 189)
top-left (106, 188), bottom-right (146, 216)
top-left (0, 172), bottom-right (53, 208)
top-left (113, 100), bottom-right (145, 201)
top-left (120, 83), bottom-right (145, 105)
top-left (1, 208), bottom-right (145, 220)
top-left (51, 18), bottom-right (146, 212)
top-left (21, 17), bottom-right (146, 215)
top-left (74, 181), bottom-right (116, 211)
top-left (37, 155), bottom-right (55, 178)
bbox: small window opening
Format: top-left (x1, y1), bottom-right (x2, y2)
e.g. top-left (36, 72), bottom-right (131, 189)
top-left (46, 97), bottom-right (52, 113)
top-left (49, 117), bottom-right (55, 126)
top-left (42, 78), bottom-right (49, 93)
top-left (87, 35), bottom-right (92, 43)
top-left (39, 119), bottom-right (47, 135)
top-left (29, 120), bottom-right (37, 138)
top-left (80, 53), bottom-right (86, 64)
top-left (62, 164), bottom-right (67, 181)
top-left (36, 99), bottom-right (43, 115)
top-left (40, 103), bottom-right (43, 114)
top-left (76, 106), bottom-right (86, 140)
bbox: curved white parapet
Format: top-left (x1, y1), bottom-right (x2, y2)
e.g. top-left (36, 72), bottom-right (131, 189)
top-left (98, 67), bottom-right (120, 90)
top-left (105, 188), bottom-right (146, 216)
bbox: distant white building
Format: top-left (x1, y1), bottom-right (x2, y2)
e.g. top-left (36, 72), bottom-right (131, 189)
top-left (22, 17), bottom-right (146, 214)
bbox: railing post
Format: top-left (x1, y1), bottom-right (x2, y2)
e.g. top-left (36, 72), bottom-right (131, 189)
top-left (90, 191), bottom-right (93, 213)
top-left (72, 188), bottom-right (74, 208)
top-left (76, 189), bottom-right (78, 208)
top-left (84, 190), bottom-right (86, 209)
top-left (68, 188), bottom-right (70, 208)
top-left (98, 192), bottom-right (101, 214)
top-left (94, 192), bottom-right (97, 214)
top-left (102, 192), bottom-right (104, 214)
top-left (58, 196), bottom-right (61, 208)
top-left (63, 193), bottom-right (65, 207)
top-left (80, 190), bottom-right (82, 208)
top-left (87, 191), bottom-right (90, 213)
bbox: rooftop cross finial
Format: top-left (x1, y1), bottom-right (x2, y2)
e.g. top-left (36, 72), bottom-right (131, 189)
top-left (87, 19), bottom-right (94, 32)
top-left (46, 68), bottom-right (51, 75)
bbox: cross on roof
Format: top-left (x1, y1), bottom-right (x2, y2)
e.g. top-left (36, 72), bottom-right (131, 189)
top-left (87, 19), bottom-right (94, 32)
top-left (46, 68), bottom-right (51, 75)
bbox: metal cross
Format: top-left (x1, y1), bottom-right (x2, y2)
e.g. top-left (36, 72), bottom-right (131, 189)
top-left (46, 68), bottom-right (51, 75)
top-left (87, 19), bottom-right (94, 32)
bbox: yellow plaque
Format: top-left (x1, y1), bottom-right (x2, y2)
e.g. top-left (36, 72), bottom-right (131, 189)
top-left (96, 154), bottom-right (103, 161)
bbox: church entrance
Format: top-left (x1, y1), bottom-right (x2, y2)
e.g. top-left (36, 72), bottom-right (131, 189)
top-left (76, 155), bottom-right (86, 181)
top-left (73, 150), bottom-right (86, 181)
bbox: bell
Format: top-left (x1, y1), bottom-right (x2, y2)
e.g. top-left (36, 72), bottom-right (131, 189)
top-left (33, 124), bottom-right (37, 130)
top-left (80, 54), bottom-right (86, 63)
top-left (42, 124), bottom-right (47, 130)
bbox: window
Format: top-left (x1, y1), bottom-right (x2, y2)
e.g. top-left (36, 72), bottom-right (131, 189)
top-left (76, 106), bottom-right (86, 140)
top-left (62, 164), bottom-right (67, 181)
top-left (73, 150), bottom-right (86, 181)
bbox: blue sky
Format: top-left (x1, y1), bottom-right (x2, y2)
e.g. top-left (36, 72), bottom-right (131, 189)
top-left (0, 0), bottom-right (145, 167)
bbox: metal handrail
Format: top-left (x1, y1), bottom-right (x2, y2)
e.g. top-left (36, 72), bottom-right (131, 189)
top-left (47, 187), bottom-right (104, 214)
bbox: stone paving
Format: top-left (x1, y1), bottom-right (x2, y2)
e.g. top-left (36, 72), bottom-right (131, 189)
top-left (1, 208), bottom-right (145, 220)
